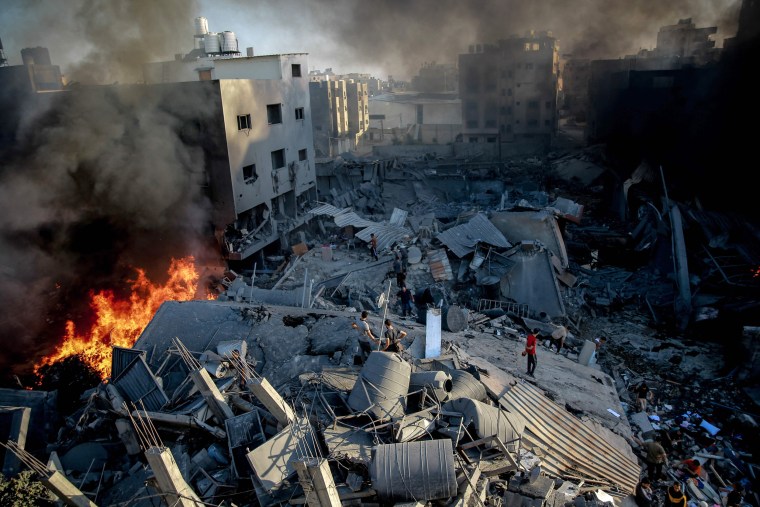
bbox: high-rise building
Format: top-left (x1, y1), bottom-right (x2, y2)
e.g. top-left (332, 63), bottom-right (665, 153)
top-left (459, 32), bottom-right (559, 149)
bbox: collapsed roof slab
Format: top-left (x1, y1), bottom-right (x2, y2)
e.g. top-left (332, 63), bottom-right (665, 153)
top-left (436, 213), bottom-right (512, 258)
top-left (491, 211), bottom-right (569, 269)
top-left (501, 245), bottom-right (565, 319)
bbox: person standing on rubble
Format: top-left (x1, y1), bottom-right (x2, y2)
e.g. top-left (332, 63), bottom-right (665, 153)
top-left (397, 286), bottom-right (415, 318)
top-left (352, 311), bottom-right (380, 355)
top-left (665, 481), bottom-right (687, 507)
top-left (381, 319), bottom-right (407, 353)
top-left (369, 233), bottom-right (379, 261)
top-left (393, 254), bottom-right (405, 287)
top-left (635, 477), bottom-right (654, 507)
top-left (642, 436), bottom-right (668, 481)
top-left (636, 381), bottom-right (654, 412)
top-left (523, 329), bottom-right (538, 377)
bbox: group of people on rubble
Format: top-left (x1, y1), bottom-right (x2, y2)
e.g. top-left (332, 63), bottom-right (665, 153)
top-left (634, 418), bottom-right (750, 507)
top-left (519, 317), bottom-right (607, 377)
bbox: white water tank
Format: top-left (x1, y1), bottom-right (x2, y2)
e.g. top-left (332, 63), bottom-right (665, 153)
top-left (194, 16), bottom-right (209, 36)
top-left (220, 31), bottom-right (238, 53)
top-left (204, 32), bottom-right (220, 54)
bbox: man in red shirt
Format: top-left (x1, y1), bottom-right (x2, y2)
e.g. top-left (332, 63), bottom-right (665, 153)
top-left (523, 328), bottom-right (538, 376)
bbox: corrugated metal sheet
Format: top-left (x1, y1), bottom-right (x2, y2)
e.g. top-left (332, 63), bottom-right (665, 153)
top-left (427, 248), bottom-right (453, 281)
top-left (500, 381), bottom-right (639, 495)
top-left (113, 355), bottom-right (168, 412)
top-left (333, 211), bottom-right (375, 229)
top-left (437, 213), bottom-right (511, 258)
top-left (306, 203), bottom-right (350, 217)
top-left (111, 347), bottom-right (145, 380)
top-left (389, 208), bottom-right (409, 227)
top-left (355, 224), bottom-right (411, 252)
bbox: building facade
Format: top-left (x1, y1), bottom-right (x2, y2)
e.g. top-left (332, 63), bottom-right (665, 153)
top-left (144, 52), bottom-right (317, 261)
top-left (459, 32), bottom-right (559, 149)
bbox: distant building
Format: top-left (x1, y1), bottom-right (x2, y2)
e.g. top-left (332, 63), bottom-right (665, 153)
top-left (561, 58), bottom-right (590, 122)
top-left (458, 32), bottom-right (560, 151)
top-left (652, 18), bottom-right (720, 65)
top-left (367, 92), bottom-right (461, 144)
top-left (308, 78), bottom-right (368, 157)
top-left (411, 62), bottom-right (458, 93)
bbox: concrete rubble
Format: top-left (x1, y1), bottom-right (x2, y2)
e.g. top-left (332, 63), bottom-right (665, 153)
top-left (2, 149), bottom-right (759, 507)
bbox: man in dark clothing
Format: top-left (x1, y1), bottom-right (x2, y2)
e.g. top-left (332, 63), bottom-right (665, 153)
top-left (666, 481), bottom-right (687, 507)
top-left (635, 478), bottom-right (654, 507)
top-left (369, 233), bottom-right (378, 261)
top-left (636, 382), bottom-right (653, 412)
top-left (726, 485), bottom-right (744, 507)
top-left (393, 255), bottom-right (404, 286)
top-left (397, 286), bottom-right (415, 317)
top-left (382, 319), bottom-right (407, 353)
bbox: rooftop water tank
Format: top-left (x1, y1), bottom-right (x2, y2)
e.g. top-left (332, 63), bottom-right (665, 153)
top-left (194, 16), bottom-right (209, 36)
top-left (204, 32), bottom-right (220, 54)
top-left (220, 31), bottom-right (238, 53)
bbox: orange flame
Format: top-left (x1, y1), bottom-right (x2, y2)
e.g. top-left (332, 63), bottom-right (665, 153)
top-left (36, 256), bottom-right (203, 379)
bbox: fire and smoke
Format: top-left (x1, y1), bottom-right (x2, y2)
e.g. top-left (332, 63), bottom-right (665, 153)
top-left (35, 257), bottom-right (201, 379)
top-left (0, 1), bottom-right (218, 379)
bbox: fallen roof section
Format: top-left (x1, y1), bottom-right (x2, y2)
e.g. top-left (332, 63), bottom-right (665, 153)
top-left (491, 210), bottom-right (569, 269)
top-left (436, 213), bottom-right (512, 258)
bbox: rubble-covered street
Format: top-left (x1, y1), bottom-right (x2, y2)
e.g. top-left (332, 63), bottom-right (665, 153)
top-left (2, 142), bottom-right (758, 507)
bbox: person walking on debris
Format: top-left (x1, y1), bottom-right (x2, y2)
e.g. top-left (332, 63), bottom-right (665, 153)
top-left (352, 311), bottom-right (380, 355)
top-left (726, 485), bottom-right (744, 507)
top-left (523, 328), bottom-right (538, 377)
top-left (635, 477), bottom-right (654, 507)
top-left (642, 436), bottom-right (668, 481)
top-left (550, 321), bottom-right (568, 354)
top-left (665, 481), bottom-right (687, 507)
top-left (382, 319), bottom-right (407, 353)
top-left (636, 381), bottom-right (654, 412)
top-left (393, 254), bottom-right (406, 287)
top-left (400, 246), bottom-right (409, 270)
top-left (369, 233), bottom-right (379, 261)
top-left (397, 286), bottom-right (415, 317)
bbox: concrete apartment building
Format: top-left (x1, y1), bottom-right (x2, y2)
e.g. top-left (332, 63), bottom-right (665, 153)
top-left (459, 31), bottom-right (560, 152)
top-left (143, 18), bottom-right (317, 261)
top-left (309, 77), bottom-right (369, 157)
top-left (411, 62), bottom-right (458, 93)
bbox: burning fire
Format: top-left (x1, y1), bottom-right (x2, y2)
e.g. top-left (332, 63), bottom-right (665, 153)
top-left (36, 256), bottom-right (203, 379)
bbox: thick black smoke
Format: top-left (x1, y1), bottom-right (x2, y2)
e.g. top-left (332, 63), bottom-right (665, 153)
top-left (0, 0), bottom-right (217, 378)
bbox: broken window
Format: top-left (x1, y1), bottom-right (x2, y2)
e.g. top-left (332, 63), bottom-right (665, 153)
top-left (271, 149), bottom-right (285, 169)
top-left (528, 101), bottom-right (539, 109)
top-left (237, 114), bottom-right (252, 130)
top-left (545, 100), bottom-right (552, 108)
top-left (298, 148), bottom-right (307, 161)
top-left (291, 64), bottom-right (302, 77)
top-left (243, 163), bottom-right (257, 182)
top-left (267, 104), bottom-right (282, 124)
top-left (487, 137), bottom-right (497, 143)
top-left (466, 120), bottom-right (479, 128)
top-left (295, 107), bottom-right (305, 120)
top-left (507, 88), bottom-right (512, 96)
top-left (468, 136), bottom-right (478, 143)
top-left (527, 119), bottom-right (538, 126)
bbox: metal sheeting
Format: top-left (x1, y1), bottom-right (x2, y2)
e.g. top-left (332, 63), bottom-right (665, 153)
top-left (499, 381), bottom-right (639, 494)
top-left (436, 213), bottom-right (512, 257)
top-left (333, 211), bottom-right (375, 229)
top-left (491, 211), bottom-right (569, 269)
top-left (355, 224), bottom-right (412, 252)
top-left (112, 355), bottom-right (168, 412)
top-left (427, 249), bottom-right (454, 281)
top-left (389, 208), bottom-right (409, 227)
top-left (111, 347), bottom-right (146, 380)
top-left (306, 203), bottom-right (349, 217)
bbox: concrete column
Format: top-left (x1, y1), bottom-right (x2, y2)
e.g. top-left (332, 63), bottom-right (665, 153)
top-left (425, 308), bottom-right (442, 358)
top-left (293, 457), bottom-right (342, 507)
top-left (246, 377), bottom-right (295, 426)
top-left (42, 470), bottom-right (98, 507)
top-left (144, 447), bottom-right (203, 507)
top-left (189, 368), bottom-right (235, 423)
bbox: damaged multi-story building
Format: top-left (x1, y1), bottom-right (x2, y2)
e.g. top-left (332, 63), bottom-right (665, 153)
top-left (459, 31), bottom-right (560, 155)
top-left (309, 77), bottom-right (369, 157)
top-left (143, 17), bottom-right (318, 261)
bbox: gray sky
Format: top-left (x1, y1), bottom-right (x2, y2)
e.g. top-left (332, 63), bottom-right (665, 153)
top-left (0, 0), bottom-right (742, 82)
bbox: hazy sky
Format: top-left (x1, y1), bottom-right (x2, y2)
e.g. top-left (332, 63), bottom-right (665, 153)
top-left (0, 0), bottom-right (743, 82)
